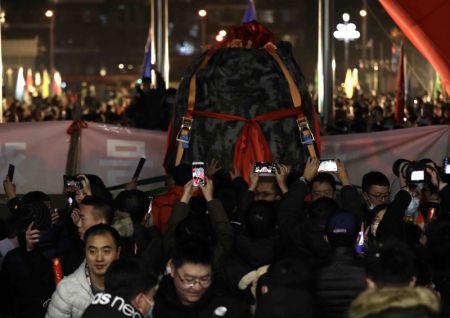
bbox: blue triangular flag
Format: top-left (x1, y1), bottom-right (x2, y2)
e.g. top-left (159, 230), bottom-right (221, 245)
top-left (241, 0), bottom-right (257, 24)
top-left (142, 46), bottom-right (152, 79)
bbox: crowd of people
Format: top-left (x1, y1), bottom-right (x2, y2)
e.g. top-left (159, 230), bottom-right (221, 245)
top-left (2, 71), bottom-right (176, 131)
top-left (3, 81), bottom-right (449, 136)
top-left (0, 154), bottom-right (449, 318)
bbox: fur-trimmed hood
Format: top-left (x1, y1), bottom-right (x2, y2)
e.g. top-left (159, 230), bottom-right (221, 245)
top-left (348, 287), bottom-right (440, 318)
top-left (111, 211), bottom-right (134, 238)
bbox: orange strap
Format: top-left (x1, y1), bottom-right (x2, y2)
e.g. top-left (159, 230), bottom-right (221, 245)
top-left (264, 43), bottom-right (317, 158)
top-left (175, 53), bottom-right (214, 166)
top-left (192, 108), bottom-right (302, 182)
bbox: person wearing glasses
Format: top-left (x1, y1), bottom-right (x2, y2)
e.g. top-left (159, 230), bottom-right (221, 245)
top-left (153, 238), bottom-right (250, 318)
top-left (361, 171), bottom-right (412, 241)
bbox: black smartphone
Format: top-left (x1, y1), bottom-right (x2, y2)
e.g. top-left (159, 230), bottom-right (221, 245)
top-left (147, 196), bottom-right (153, 215)
top-left (318, 159), bottom-right (338, 172)
top-left (7, 164), bottom-right (15, 181)
top-left (253, 162), bottom-right (276, 175)
top-left (133, 157), bottom-right (146, 180)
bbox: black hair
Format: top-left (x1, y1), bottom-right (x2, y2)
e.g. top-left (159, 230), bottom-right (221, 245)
top-left (215, 186), bottom-right (238, 219)
top-left (81, 196), bottom-right (114, 225)
top-left (175, 213), bottom-right (212, 243)
top-left (85, 174), bottom-right (113, 202)
top-left (168, 163), bottom-right (192, 187)
top-left (307, 197), bottom-right (339, 228)
top-left (265, 258), bottom-right (309, 289)
top-left (171, 237), bottom-right (213, 269)
top-left (84, 223), bottom-right (121, 249)
top-left (362, 171), bottom-right (390, 193)
top-left (21, 191), bottom-right (51, 204)
top-left (105, 257), bottom-right (157, 302)
top-left (310, 173), bottom-right (336, 191)
top-left (364, 238), bottom-right (415, 287)
top-left (114, 190), bottom-right (150, 224)
top-left (245, 201), bottom-right (276, 238)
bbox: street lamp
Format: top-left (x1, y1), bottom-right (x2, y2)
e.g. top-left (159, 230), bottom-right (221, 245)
top-left (45, 10), bottom-right (55, 72)
top-left (198, 9), bottom-right (207, 48)
top-left (333, 13), bottom-right (360, 72)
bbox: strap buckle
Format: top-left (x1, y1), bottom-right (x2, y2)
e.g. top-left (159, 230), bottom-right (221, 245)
top-left (176, 116), bottom-right (193, 144)
top-left (297, 118), bottom-right (315, 145)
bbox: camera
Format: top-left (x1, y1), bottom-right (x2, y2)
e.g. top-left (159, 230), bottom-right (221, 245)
top-left (392, 159), bottom-right (430, 184)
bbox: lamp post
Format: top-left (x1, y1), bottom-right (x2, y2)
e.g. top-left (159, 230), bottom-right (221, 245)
top-left (0, 10), bottom-right (5, 123)
top-left (333, 13), bottom-right (360, 73)
top-left (45, 10), bottom-right (55, 72)
top-left (198, 9), bottom-right (207, 48)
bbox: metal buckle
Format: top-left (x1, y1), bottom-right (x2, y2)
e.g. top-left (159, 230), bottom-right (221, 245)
top-left (176, 116), bottom-right (193, 143)
top-left (297, 119), bottom-right (315, 145)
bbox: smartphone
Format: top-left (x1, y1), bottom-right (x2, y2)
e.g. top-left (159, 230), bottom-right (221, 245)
top-left (192, 162), bottom-right (206, 187)
top-left (7, 164), bottom-right (15, 181)
top-left (410, 170), bottom-right (425, 182)
top-left (253, 162), bottom-right (276, 175)
top-left (355, 230), bottom-right (364, 254)
top-left (133, 157), bottom-right (146, 180)
top-left (318, 159), bottom-right (338, 172)
top-left (444, 157), bottom-right (450, 175)
top-left (63, 175), bottom-right (83, 191)
top-left (147, 196), bottom-right (153, 215)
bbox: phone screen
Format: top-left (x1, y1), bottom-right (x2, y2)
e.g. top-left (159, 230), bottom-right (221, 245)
top-left (147, 196), bottom-right (153, 215)
top-left (253, 162), bottom-right (275, 174)
top-left (410, 170), bottom-right (425, 181)
top-left (318, 160), bottom-right (338, 172)
top-left (192, 162), bottom-right (205, 187)
top-left (444, 157), bottom-right (450, 174)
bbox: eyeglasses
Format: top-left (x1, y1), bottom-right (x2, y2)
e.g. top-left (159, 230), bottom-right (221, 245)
top-left (367, 192), bottom-right (390, 201)
top-left (175, 270), bottom-right (212, 288)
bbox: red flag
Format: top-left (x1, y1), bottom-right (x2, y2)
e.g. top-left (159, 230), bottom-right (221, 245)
top-left (394, 45), bottom-right (405, 124)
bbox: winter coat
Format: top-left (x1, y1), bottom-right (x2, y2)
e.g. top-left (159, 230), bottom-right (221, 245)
top-left (348, 286), bottom-right (441, 318)
top-left (0, 246), bottom-right (54, 318)
top-left (313, 246), bottom-right (367, 318)
top-left (163, 199), bottom-right (234, 268)
top-left (112, 211), bottom-right (163, 274)
top-left (153, 275), bottom-right (250, 318)
top-left (277, 180), bottom-right (331, 266)
top-left (46, 260), bottom-right (93, 318)
top-left (82, 293), bottom-right (143, 318)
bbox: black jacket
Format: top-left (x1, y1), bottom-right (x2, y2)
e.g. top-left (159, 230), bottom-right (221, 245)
top-left (277, 180), bottom-right (331, 266)
top-left (313, 246), bottom-right (367, 318)
top-left (153, 275), bottom-right (251, 318)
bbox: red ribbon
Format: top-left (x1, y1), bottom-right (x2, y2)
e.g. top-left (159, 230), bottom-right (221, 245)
top-left (191, 107), bottom-right (302, 183)
top-left (66, 120), bottom-right (88, 135)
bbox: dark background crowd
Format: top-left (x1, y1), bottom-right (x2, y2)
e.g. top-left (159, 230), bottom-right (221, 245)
top-left (3, 79), bottom-right (450, 136)
top-left (0, 152), bottom-right (450, 318)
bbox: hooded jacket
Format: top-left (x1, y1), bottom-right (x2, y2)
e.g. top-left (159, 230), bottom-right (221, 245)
top-left (46, 260), bottom-right (93, 318)
top-left (348, 286), bottom-right (440, 318)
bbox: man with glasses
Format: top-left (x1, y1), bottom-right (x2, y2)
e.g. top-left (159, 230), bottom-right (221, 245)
top-left (361, 171), bottom-right (412, 240)
top-left (153, 238), bottom-right (250, 318)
